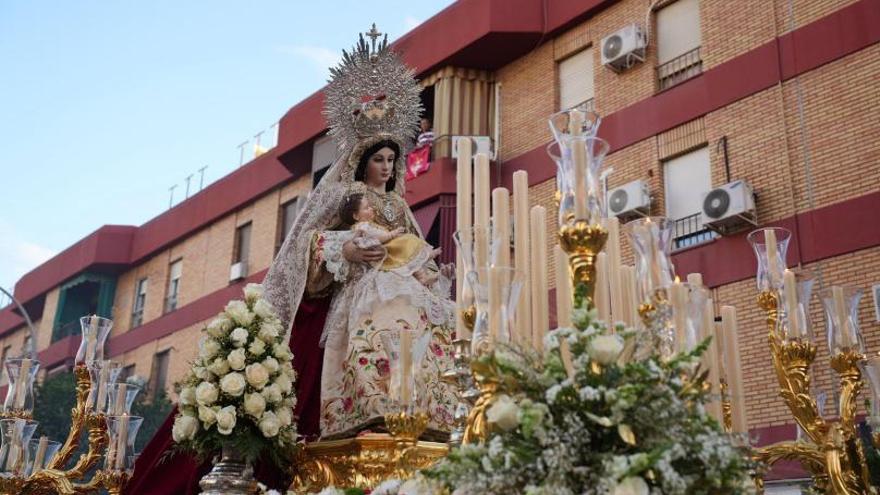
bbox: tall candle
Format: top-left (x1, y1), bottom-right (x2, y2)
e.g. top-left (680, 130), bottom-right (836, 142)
top-left (622, 266), bottom-right (639, 328)
top-left (702, 298), bottom-right (723, 423)
top-left (32, 436), bottom-right (48, 474)
top-left (86, 316), bottom-right (99, 363)
top-left (721, 305), bottom-right (749, 434)
top-left (554, 246), bottom-right (573, 328)
top-left (671, 279), bottom-right (688, 353)
top-left (530, 206), bottom-right (548, 352)
top-left (492, 188), bottom-right (511, 268)
top-left (559, 338), bottom-right (576, 380)
top-left (488, 266), bottom-right (503, 343)
top-left (595, 252), bottom-right (611, 323)
top-left (474, 154), bottom-right (491, 268)
top-left (455, 137), bottom-right (473, 340)
top-left (399, 330), bottom-right (413, 407)
top-left (513, 171), bottom-right (532, 346)
top-left (114, 383), bottom-right (128, 415)
top-left (687, 273), bottom-right (703, 288)
top-left (783, 269), bottom-right (801, 338)
top-left (568, 110), bottom-right (588, 220)
top-left (115, 416), bottom-right (129, 470)
top-left (13, 359), bottom-right (32, 409)
top-left (96, 365), bottom-right (110, 413)
top-left (832, 286), bottom-right (852, 347)
top-left (765, 229), bottom-right (779, 286)
top-left (606, 217), bottom-right (623, 323)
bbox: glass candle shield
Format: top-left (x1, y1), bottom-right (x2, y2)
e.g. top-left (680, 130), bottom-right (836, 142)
top-left (820, 286), bottom-right (864, 357)
top-left (747, 228), bottom-right (791, 293)
top-left (107, 383), bottom-right (141, 416)
top-left (3, 358), bottom-right (41, 415)
top-left (681, 283), bottom-right (709, 352)
top-left (104, 415), bottom-right (143, 473)
top-left (778, 270), bottom-right (816, 343)
top-left (547, 136), bottom-right (610, 227)
top-left (468, 266), bottom-right (524, 346)
top-left (0, 419), bottom-right (39, 477)
top-left (379, 330), bottom-right (430, 413)
top-left (25, 437), bottom-right (61, 476)
top-left (76, 315), bottom-right (113, 365)
top-left (626, 217), bottom-right (676, 304)
top-left (548, 105), bottom-right (601, 143)
top-left (861, 356), bottom-right (880, 427)
top-left (87, 361), bottom-right (122, 414)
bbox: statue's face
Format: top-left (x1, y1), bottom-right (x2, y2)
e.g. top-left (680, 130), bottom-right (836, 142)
top-left (364, 147), bottom-right (396, 187)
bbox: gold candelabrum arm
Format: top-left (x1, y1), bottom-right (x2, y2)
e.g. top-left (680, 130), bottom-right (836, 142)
top-left (557, 220), bottom-right (607, 309)
top-left (47, 365), bottom-right (93, 470)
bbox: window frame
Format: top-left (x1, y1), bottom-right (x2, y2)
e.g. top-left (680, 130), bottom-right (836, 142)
top-left (164, 259), bottom-right (182, 313)
top-left (149, 349), bottom-right (171, 399)
top-left (233, 222), bottom-right (253, 266)
top-left (557, 46), bottom-right (595, 111)
top-left (131, 277), bottom-right (148, 328)
top-left (276, 197), bottom-right (302, 254)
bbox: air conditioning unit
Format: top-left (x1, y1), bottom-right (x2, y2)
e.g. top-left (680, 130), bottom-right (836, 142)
top-left (451, 136), bottom-right (492, 158)
top-left (229, 261), bottom-right (248, 282)
top-left (601, 24), bottom-right (646, 72)
top-left (607, 179), bottom-right (650, 220)
top-left (701, 180), bottom-right (757, 235)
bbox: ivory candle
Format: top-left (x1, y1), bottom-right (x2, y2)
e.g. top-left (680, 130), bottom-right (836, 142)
top-left (765, 229), bottom-right (779, 286)
top-left (595, 252), bottom-right (611, 323)
top-left (687, 273), bottom-right (703, 288)
top-left (622, 266), bottom-right (639, 328)
top-left (96, 365), bottom-right (110, 413)
top-left (530, 206), bottom-right (548, 352)
top-left (474, 154), bottom-right (491, 268)
top-left (832, 286), bottom-right (852, 347)
top-left (114, 383), bottom-right (128, 415)
top-left (513, 171), bottom-right (532, 346)
top-left (568, 110), bottom-right (588, 220)
top-left (488, 266), bottom-right (503, 343)
top-left (13, 359), bottom-right (32, 409)
top-left (671, 279), bottom-right (688, 353)
top-left (702, 299), bottom-right (723, 423)
top-left (399, 330), bottom-right (413, 407)
top-left (32, 436), bottom-right (48, 474)
top-left (554, 246), bottom-right (573, 328)
top-left (606, 217), bottom-right (623, 323)
top-left (783, 270), bottom-right (801, 338)
top-left (721, 305), bottom-right (749, 434)
top-left (115, 416), bottom-right (129, 470)
top-left (455, 137), bottom-right (473, 340)
top-left (492, 188), bottom-right (511, 268)
top-left (559, 338), bottom-right (576, 380)
top-left (86, 316), bottom-right (99, 363)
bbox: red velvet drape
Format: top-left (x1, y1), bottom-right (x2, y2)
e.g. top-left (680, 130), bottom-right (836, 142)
top-left (127, 297), bottom-right (330, 494)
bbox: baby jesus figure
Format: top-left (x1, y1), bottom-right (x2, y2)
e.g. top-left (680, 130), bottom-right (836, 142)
top-left (340, 193), bottom-right (442, 286)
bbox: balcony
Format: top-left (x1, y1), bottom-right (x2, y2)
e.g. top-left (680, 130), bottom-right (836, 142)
top-left (672, 212), bottom-right (715, 251)
top-left (657, 47), bottom-right (703, 91)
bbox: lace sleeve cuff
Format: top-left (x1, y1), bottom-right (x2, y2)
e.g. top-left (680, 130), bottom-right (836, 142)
top-left (432, 272), bottom-right (453, 299)
top-left (323, 231), bottom-right (355, 283)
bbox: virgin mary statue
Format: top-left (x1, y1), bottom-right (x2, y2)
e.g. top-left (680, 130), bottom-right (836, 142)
top-left (125, 29), bottom-right (457, 495)
top-left (263, 31), bottom-right (457, 440)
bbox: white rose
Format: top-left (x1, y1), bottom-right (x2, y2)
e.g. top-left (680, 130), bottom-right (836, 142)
top-left (258, 321), bottom-right (280, 342)
top-left (230, 327), bottom-right (250, 348)
top-left (398, 476), bottom-right (436, 495)
top-left (485, 394), bottom-right (519, 431)
top-left (172, 414), bottom-right (199, 442)
top-left (195, 382), bottom-right (219, 406)
top-left (198, 405), bottom-right (218, 426)
top-left (262, 357), bottom-right (280, 375)
top-left (261, 383), bottom-right (282, 404)
top-left (272, 343), bottom-right (292, 362)
top-left (227, 348), bottom-right (247, 371)
top-left (282, 396), bottom-right (296, 409)
top-left (193, 365), bottom-right (212, 381)
top-left (283, 363), bottom-right (296, 381)
top-left (225, 300), bottom-right (254, 326)
top-left (612, 476), bottom-right (649, 495)
top-left (243, 392), bottom-right (266, 419)
top-left (206, 315), bottom-right (232, 338)
top-left (199, 338), bottom-right (221, 360)
top-left (245, 363), bottom-right (270, 390)
top-left (248, 338), bottom-right (266, 356)
top-left (258, 411), bottom-right (280, 437)
top-left (588, 334), bottom-right (625, 365)
top-left (216, 405), bottom-right (237, 435)
top-left (275, 407), bottom-right (292, 427)
top-left (208, 357), bottom-right (230, 376)
top-left (219, 372), bottom-right (247, 397)
top-left (179, 386), bottom-right (196, 406)
top-left (253, 298), bottom-right (275, 320)
top-left (243, 283), bottom-right (264, 303)
top-left (274, 372), bottom-right (292, 394)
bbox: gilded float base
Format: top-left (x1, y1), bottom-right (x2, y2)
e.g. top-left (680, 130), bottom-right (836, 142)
top-left (289, 434), bottom-right (449, 494)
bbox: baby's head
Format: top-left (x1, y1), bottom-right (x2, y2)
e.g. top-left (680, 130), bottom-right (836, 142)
top-left (340, 193), bottom-right (374, 225)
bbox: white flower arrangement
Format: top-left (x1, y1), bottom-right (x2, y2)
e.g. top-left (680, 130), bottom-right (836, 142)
top-left (173, 283), bottom-right (298, 466)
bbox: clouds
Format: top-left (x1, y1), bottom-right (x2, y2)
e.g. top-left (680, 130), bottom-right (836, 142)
top-left (275, 44), bottom-right (341, 77)
top-left (0, 220), bottom-right (56, 291)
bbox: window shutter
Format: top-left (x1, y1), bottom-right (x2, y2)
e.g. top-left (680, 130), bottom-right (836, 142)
top-left (169, 260), bottom-right (182, 281)
top-left (312, 135), bottom-right (337, 172)
top-left (558, 47), bottom-right (595, 110)
top-left (657, 0), bottom-right (701, 64)
top-left (663, 146), bottom-right (711, 221)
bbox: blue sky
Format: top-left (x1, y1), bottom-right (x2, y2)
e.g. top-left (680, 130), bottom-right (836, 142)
top-left (0, 0), bottom-right (454, 292)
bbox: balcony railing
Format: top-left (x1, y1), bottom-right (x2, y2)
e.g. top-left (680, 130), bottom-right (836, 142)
top-left (657, 46), bottom-right (703, 91)
top-left (131, 308), bottom-right (144, 329)
top-left (52, 320), bottom-right (82, 342)
top-left (672, 212), bottom-right (715, 251)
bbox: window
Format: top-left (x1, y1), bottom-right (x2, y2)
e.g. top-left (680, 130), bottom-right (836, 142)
top-left (558, 47), bottom-right (595, 110)
top-left (149, 350), bottom-right (171, 399)
top-left (664, 146), bottom-right (714, 249)
top-left (0, 345), bottom-right (10, 385)
top-left (277, 197), bottom-right (302, 253)
top-left (118, 364), bottom-right (136, 385)
top-left (164, 260), bottom-right (182, 313)
top-left (233, 222), bottom-right (252, 265)
top-left (22, 335), bottom-right (32, 355)
top-left (131, 278), bottom-right (148, 328)
top-left (656, 0), bottom-right (702, 90)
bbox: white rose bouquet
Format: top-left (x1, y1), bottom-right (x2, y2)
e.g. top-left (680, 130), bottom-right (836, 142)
top-left (173, 283), bottom-right (298, 466)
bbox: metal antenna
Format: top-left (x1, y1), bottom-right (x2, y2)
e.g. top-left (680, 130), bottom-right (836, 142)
top-left (198, 166), bottom-right (208, 191)
top-left (269, 122), bottom-right (279, 148)
top-left (168, 184), bottom-right (178, 209)
top-left (184, 174), bottom-right (193, 199)
top-left (237, 141), bottom-right (249, 167)
top-left (254, 130), bottom-right (265, 157)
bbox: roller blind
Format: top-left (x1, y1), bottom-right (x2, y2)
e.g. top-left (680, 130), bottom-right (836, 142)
top-left (312, 134), bottom-right (337, 172)
top-left (657, 0), bottom-right (701, 65)
top-left (664, 146), bottom-right (711, 221)
top-left (558, 47), bottom-right (594, 110)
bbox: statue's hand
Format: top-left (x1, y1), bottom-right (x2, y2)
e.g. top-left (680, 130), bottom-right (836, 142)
top-left (343, 232), bottom-right (385, 263)
top-left (439, 263), bottom-right (455, 280)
